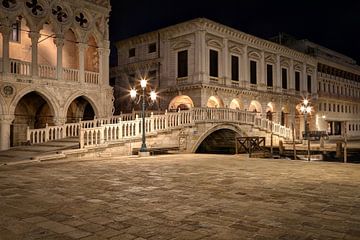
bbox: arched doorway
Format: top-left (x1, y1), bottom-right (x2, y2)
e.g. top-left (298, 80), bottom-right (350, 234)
top-left (66, 97), bottom-right (96, 123)
top-left (63, 29), bottom-right (79, 70)
top-left (207, 96), bottom-right (224, 108)
top-left (39, 21), bottom-right (57, 69)
top-left (196, 129), bottom-right (238, 154)
top-left (168, 95), bottom-right (194, 111)
top-left (12, 92), bottom-right (54, 146)
top-left (85, 34), bottom-right (99, 73)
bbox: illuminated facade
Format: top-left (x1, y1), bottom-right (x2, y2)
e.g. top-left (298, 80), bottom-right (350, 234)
top-left (111, 18), bottom-right (321, 140)
top-left (0, 0), bottom-right (113, 150)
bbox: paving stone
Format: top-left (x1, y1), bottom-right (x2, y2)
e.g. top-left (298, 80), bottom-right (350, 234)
top-left (36, 220), bottom-right (76, 234)
top-left (1, 154), bottom-right (360, 239)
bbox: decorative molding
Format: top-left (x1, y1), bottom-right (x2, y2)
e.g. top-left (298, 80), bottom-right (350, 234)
top-left (171, 39), bottom-right (192, 50)
top-left (206, 38), bottom-right (224, 49)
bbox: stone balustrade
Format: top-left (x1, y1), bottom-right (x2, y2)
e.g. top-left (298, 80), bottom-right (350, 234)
top-left (26, 108), bottom-right (292, 147)
top-left (6, 58), bottom-right (99, 84)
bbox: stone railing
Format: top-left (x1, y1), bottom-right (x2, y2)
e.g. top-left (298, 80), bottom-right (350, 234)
top-left (26, 108), bottom-right (292, 147)
top-left (10, 59), bottom-right (31, 76)
top-left (63, 68), bottom-right (79, 82)
top-left (85, 71), bottom-right (99, 84)
top-left (39, 64), bottom-right (56, 79)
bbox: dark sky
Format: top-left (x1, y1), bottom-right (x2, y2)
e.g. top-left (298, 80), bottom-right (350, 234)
top-left (109, 0), bottom-right (360, 66)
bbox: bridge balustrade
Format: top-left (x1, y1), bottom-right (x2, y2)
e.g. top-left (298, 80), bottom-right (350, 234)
top-left (26, 108), bottom-right (291, 147)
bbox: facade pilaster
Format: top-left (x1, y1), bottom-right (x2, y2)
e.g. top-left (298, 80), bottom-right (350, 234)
top-left (241, 45), bottom-right (248, 88)
top-left (222, 38), bottom-right (229, 86)
top-left (275, 54), bottom-right (281, 92)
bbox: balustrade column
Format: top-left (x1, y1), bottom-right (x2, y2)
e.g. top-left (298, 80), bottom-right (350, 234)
top-left (78, 43), bottom-right (87, 83)
top-left (1, 26), bottom-right (11, 74)
top-left (29, 31), bottom-right (40, 77)
top-left (54, 36), bottom-right (64, 80)
top-left (0, 116), bottom-right (14, 151)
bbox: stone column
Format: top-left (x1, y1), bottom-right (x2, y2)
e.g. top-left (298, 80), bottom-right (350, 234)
top-left (0, 116), bottom-right (14, 151)
top-left (101, 43), bottom-right (110, 86)
top-left (1, 26), bottom-right (11, 74)
top-left (78, 43), bottom-right (87, 84)
top-left (29, 31), bottom-right (40, 77)
top-left (54, 35), bottom-right (64, 80)
top-left (241, 46), bottom-right (248, 88)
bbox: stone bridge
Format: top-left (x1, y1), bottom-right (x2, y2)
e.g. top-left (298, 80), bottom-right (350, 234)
top-left (26, 108), bottom-right (291, 156)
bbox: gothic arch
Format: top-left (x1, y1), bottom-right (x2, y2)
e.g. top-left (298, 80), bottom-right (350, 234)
top-left (9, 87), bottom-right (59, 116)
top-left (191, 123), bottom-right (247, 153)
top-left (63, 92), bottom-right (100, 118)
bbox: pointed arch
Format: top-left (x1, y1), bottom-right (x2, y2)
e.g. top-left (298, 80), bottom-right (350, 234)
top-left (248, 100), bottom-right (262, 113)
top-left (63, 92), bottom-right (100, 119)
top-left (229, 98), bottom-right (244, 110)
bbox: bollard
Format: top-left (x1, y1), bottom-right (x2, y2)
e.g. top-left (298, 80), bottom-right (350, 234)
top-left (279, 140), bottom-right (284, 156)
top-left (336, 141), bottom-right (342, 158)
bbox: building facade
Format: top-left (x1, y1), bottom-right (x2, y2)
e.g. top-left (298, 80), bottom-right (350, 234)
top-left (111, 18), bottom-right (324, 140)
top-left (280, 39), bottom-right (360, 139)
top-left (0, 0), bottom-right (113, 150)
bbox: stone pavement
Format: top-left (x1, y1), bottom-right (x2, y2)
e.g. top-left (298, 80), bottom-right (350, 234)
top-left (0, 154), bottom-right (360, 240)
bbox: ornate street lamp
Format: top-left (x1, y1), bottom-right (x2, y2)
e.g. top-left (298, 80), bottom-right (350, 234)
top-left (130, 78), bottom-right (157, 156)
top-left (300, 99), bottom-right (312, 161)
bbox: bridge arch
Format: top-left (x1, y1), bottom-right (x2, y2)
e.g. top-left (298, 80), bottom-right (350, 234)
top-left (191, 123), bottom-right (247, 153)
top-left (168, 95), bottom-right (194, 111)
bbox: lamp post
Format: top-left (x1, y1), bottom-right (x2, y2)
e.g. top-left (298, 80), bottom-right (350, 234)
top-left (130, 78), bottom-right (157, 156)
top-left (300, 99), bottom-right (312, 161)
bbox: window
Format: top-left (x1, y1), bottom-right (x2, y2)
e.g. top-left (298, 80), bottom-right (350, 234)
top-left (129, 48), bottom-right (135, 58)
top-left (307, 75), bottom-right (312, 93)
top-left (266, 64), bottom-right (273, 87)
top-left (177, 50), bottom-right (188, 78)
top-left (282, 68), bottom-right (287, 89)
top-left (10, 21), bottom-right (20, 42)
top-left (250, 60), bottom-right (257, 84)
top-left (209, 50), bottom-right (218, 77)
top-left (231, 55), bottom-right (239, 81)
top-left (148, 43), bottom-right (156, 53)
top-left (295, 71), bottom-right (300, 91)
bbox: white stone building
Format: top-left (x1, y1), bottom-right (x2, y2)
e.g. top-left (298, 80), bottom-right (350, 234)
top-left (111, 18), bottom-right (323, 140)
top-left (0, 0), bottom-right (113, 150)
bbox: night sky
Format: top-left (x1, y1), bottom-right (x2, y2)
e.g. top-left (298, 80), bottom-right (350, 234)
top-left (109, 0), bottom-right (360, 66)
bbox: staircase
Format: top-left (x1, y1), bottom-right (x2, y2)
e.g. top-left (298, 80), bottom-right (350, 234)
top-left (0, 137), bottom-right (79, 164)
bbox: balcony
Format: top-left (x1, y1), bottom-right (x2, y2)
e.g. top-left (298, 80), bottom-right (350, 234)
top-left (4, 58), bottom-right (99, 85)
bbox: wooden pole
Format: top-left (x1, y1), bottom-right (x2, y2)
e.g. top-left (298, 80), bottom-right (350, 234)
top-left (292, 123), bottom-right (296, 160)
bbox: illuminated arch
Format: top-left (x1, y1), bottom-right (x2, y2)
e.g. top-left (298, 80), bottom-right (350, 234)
top-left (229, 98), bottom-right (244, 110)
top-left (168, 95), bottom-right (194, 110)
top-left (248, 100), bottom-right (262, 113)
top-left (207, 96), bottom-right (224, 108)
top-left (63, 92), bottom-right (100, 118)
